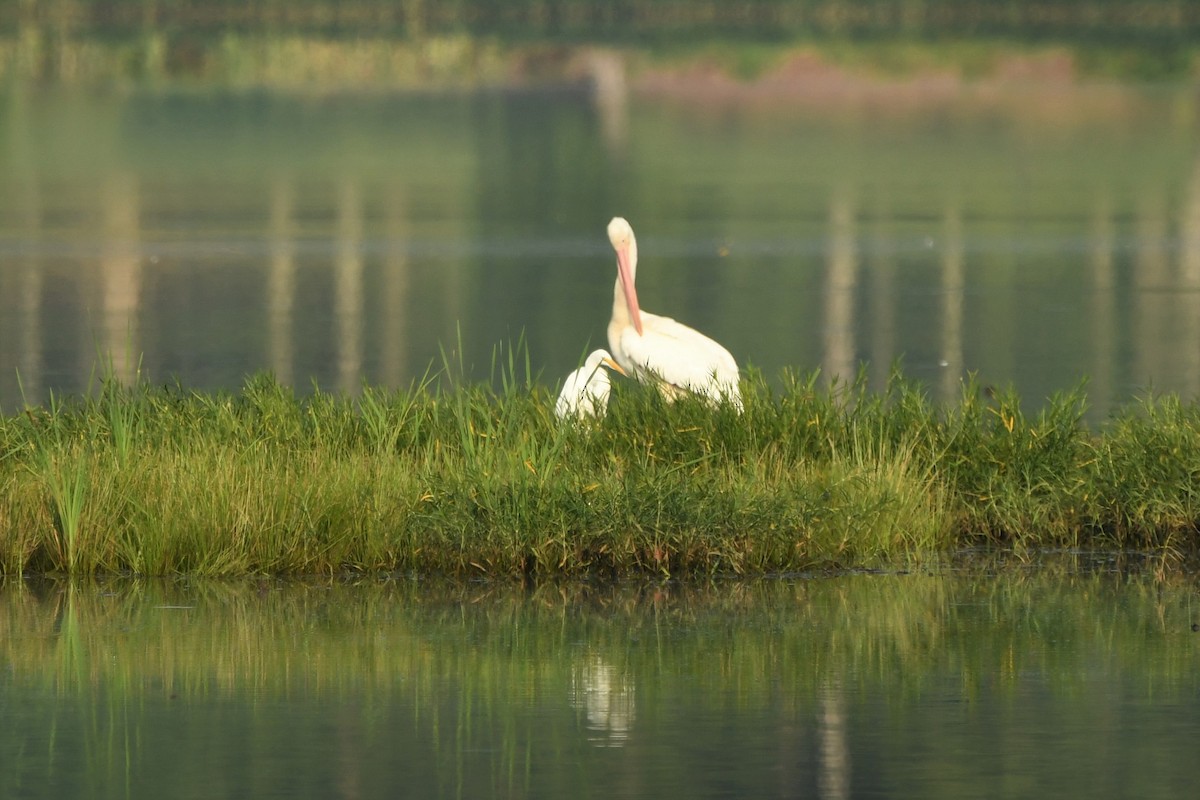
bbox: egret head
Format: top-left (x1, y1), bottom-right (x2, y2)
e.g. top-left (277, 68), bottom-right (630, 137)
top-left (586, 348), bottom-right (627, 376)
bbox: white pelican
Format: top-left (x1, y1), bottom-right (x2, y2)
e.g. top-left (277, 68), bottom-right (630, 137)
top-left (606, 217), bottom-right (742, 411)
top-left (555, 349), bottom-right (627, 421)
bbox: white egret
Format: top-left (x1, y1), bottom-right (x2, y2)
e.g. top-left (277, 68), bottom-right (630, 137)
top-left (555, 349), bottom-right (627, 421)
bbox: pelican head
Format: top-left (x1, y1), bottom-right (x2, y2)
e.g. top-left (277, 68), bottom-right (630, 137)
top-left (607, 216), bottom-right (643, 335)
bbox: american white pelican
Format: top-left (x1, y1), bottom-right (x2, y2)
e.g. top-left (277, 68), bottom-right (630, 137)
top-left (606, 217), bottom-right (742, 410)
top-left (555, 349), bottom-right (627, 421)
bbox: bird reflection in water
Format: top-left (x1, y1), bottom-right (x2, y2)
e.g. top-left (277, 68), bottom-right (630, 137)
top-left (570, 654), bottom-right (636, 747)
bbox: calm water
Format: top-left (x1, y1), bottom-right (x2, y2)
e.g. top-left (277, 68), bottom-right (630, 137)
top-left (2, 76), bottom-right (1199, 421)
top-left (2, 563), bottom-right (1199, 799)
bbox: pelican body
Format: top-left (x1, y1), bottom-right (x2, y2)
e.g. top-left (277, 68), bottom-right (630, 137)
top-left (606, 217), bottom-right (742, 410)
top-left (555, 349), bottom-right (627, 421)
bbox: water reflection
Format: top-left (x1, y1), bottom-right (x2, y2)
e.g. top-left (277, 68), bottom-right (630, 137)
top-left (583, 48), bottom-right (629, 158)
top-left (1133, 189), bottom-right (1200, 400)
top-left (571, 654), bottom-right (636, 747)
top-left (2, 563), bottom-right (1199, 799)
top-left (99, 172), bottom-right (142, 382)
top-left (267, 178), bottom-right (297, 386)
top-left (381, 185), bottom-right (412, 386)
top-left (818, 681), bottom-right (849, 800)
top-left (2, 81), bottom-right (1200, 420)
top-left (335, 179), bottom-right (364, 393)
top-left (1090, 193), bottom-right (1117, 405)
top-left (1185, 157), bottom-right (1200, 286)
top-left (822, 184), bottom-right (857, 388)
top-left (939, 199), bottom-right (964, 400)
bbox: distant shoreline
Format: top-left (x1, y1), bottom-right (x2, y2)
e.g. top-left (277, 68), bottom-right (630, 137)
top-left (1, 8), bottom-right (1197, 90)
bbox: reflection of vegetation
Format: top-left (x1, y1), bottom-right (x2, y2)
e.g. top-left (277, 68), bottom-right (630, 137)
top-left (1, 566), bottom-right (1198, 797)
top-left (1, 1), bottom-right (1197, 86)
top-left (3, 80), bottom-right (1196, 424)
top-left (3, 366), bottom-right (1200, 576)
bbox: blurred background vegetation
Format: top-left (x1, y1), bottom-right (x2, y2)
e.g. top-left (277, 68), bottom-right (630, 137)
top-left (2, 0), bottom-right (1198, 88)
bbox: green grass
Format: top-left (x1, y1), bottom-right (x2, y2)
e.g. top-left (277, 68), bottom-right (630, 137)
top-left (2, 359), bottom-right (1199, 577)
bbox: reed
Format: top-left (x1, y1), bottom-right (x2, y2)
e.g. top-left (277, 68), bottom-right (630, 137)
top-left (1, 358), bottom-right (1199, 577)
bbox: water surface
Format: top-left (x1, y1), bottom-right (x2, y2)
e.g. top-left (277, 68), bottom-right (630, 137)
top-left (2, 78), bottom-right (1199, 421)
top-left (2, 562), bottom-right (1199, 798)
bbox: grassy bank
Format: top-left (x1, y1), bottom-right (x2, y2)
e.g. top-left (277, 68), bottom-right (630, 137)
top-left (2, 363), bottom-right (1199, 577)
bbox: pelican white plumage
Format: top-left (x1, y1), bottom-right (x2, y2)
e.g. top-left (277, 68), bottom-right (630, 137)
top-left (606, 217), bottom-right (742, 411)
top-left (555, 349), bottom-right (627, 421)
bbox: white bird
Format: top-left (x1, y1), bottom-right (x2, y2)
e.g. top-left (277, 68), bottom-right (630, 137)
top-left (605, 217), bottom-right (742, 411)
top-left (555, 349), bottom-right (627, 421)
